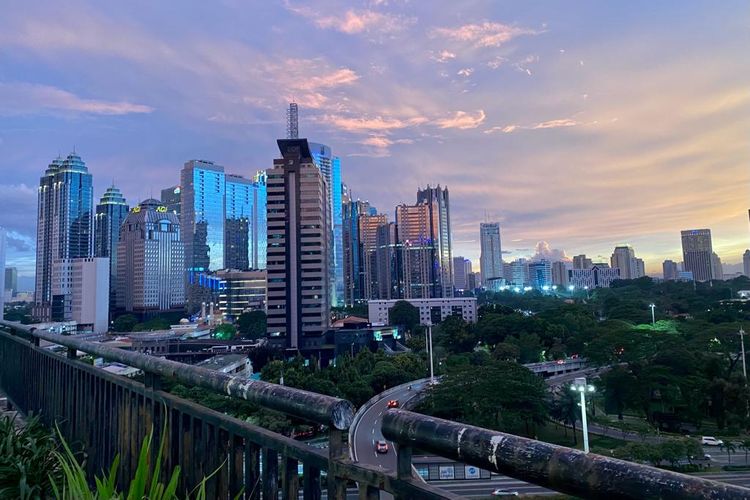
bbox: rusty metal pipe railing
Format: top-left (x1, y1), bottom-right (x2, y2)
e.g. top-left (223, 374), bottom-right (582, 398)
top-left (0, 320), bottom-right (354, 429)
top-left (383, 409), bottom-right (750, 500)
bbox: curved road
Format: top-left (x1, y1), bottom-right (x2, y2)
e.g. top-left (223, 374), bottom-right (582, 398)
top-left (351, 380), bottom-right (429, 472)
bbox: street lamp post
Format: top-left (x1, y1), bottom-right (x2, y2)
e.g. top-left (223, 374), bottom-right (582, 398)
top-left (572, 377), bottom-right (595, 453)
top-left (739, 327), bottom-right (747, 380)
top-left (649, 303), bottom-right (656, 326)
top-left (427, 322), bottom-right (435, 384)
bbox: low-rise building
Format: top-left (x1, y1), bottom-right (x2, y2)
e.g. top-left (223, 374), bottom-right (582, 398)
top-left (368, 297), bottom-right (477, 326)
top-left (568, 265), bottom-right (621, 289)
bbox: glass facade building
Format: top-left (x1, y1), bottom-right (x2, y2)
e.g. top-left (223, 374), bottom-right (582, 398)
top-left (225, 175), bottom-right (253, 270)
top-left (252, 171), bottom-right (267, 270)
top-left (181, 160), bottom-right (226, 273)
top-left (94, 185), bottom-right (129, 315)
top-left (34, 153), bottom-right (94, 321)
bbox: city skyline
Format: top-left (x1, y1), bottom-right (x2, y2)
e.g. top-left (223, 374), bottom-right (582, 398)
top-left (1, 1), bottom-right (749, 280)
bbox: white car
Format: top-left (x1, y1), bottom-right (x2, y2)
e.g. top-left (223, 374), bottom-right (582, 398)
top-left (491, 489), bottom-right (519, 497)
top-left (701, 436), bottom-right (724, 446)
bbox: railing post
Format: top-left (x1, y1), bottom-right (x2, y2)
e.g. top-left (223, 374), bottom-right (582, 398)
top-left (302, 463), bottom-right (321, 500)
top-left (67, 347), bottom-right (77, 359)
top-left (396, 445), bottom-right (413, 480)
top-left (262, 447), bottom-right (279, 500)
top-left (282, 456), bottom-right (300, 500)
top-left (327, 428), bottom-right (348, 500)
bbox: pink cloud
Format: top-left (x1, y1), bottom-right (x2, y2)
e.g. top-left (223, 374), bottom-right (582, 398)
top-left (436, 110), bottom-right (486, 129)
top-left (433, 21), bottom-right (540, 48)
top-left (431, 50), bottom-right (456, 63)
top-left (322, 114), bottom-right (427, 132)
top-left (0, 82), bottom-right (153, 115)
top-left (286, 4), bottom-right (414, 35)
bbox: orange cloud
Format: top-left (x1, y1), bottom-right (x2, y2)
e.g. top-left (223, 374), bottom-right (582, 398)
top-left (433, 21), bottom-right (540, 48)
top-left (435, 110), bottom-right (486, 129)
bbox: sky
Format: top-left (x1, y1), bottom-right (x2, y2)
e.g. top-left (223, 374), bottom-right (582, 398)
top-left (1, 0), bottom-right (749, 286)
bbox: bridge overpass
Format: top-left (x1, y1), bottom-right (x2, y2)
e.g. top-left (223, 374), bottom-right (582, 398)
top-left (1, 319), bottom-right (746, 499)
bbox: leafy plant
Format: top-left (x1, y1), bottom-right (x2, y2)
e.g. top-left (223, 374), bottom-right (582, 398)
top-left (0, 414), bottom-right (61, 500)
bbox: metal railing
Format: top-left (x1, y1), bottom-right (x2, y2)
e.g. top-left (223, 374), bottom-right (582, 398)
top-left (1, 319), bottom-right (749, 499)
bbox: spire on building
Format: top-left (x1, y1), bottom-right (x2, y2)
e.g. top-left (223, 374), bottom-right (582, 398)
top-left (286, 102), bottom-right (299, 139)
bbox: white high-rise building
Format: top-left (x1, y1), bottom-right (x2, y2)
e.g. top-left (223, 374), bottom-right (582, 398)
top-left (51, 257), bottom-right (109, 333)
top-left (480, 222), bottom-right (503, 286)
top-left (743, 250), bottom-right (750, 277)
top-left (569, 266), bottom-right (621, 289)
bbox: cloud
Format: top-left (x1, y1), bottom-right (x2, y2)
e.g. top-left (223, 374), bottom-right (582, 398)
top-left (457, 68), bottom-right (474, 77)
top-left (286, 4), bottom-right (414, 35)
top-left (0, 82), bottom-right (153, 116)
top-left (431, 50), bottom-right (456, 63)
top-left (321, 114), bottom-right (427, 132)
top-left (486, 56), bottom-right (507, 69)
top-left (435, 110), bottom-right (485, 129)
top-left (532, 241), bottom-right (570, 262)
top-left (432, 21), bottom-right (540, 48)
top-left (485, 118), bottom-right (581, 134)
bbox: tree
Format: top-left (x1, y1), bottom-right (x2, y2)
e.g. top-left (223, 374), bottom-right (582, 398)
top-left (237, 310), bottom-right (267, 339)
top-left (423, 361), bottom-right (548, 436)
top-left (213, 323), bottom-right (237, 340)
top-left (721, 441), bottom-right (737, 464)
top-left (493, 342), bottom-right (520, 362)
top-left (435, 315), bottom-right (475, 353)
top-left (388, 300), bottom-right (420, 333)
top-left (550, 389), bottom-right (580, 445)
top-left (112, 314), bottom-right (138, 332)
top-left (600, 366), bottom-right (638, 420)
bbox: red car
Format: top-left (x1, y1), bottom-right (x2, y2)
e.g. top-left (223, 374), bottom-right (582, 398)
top-left (375, 440), bottom-right (389, 453)
top-left (387, 399), bottom-right (399, 409)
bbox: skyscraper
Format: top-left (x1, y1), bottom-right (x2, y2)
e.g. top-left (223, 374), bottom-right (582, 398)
top-left (528, 260), bottom-right (552, 289)
top-left (4, 266), bottom-right (17, 297)
top-left (416, 185), bottom-right (453, 297)
top-left (395, 203), bottom-right (434, 298)
top-left (225, 174), bottom-right (253, 270)
top-left (376, 222), bottom-right (402, 299)
top-left (180, 160), bottom-right (226, 275)
top-left (610, 245), bottom-right (646, 280)
top-left (94, 185), bottom-right (129, 315)
top-left (116, 199), bottom-right (185, 315)
top-left (662, 259), bottom-right (679, 280)
top-left (453, 257), bottom-right (472, 291)
top-left (711, 252), bottom-right (723, 281)
top-left (309, 142), bottom-right (343, 307)
top-left (744, 250), bottom-right (750, 277)
top-left (266, 139), bottom-right (330, 350)
top-left (359, 213), bottom-right (387, 299)
top-left (479, 222), bottom-right (503, 287)
top-left (160, 185), bottom-right (181, 216)
top-left (681, 229), bottom-right (713, 281)
top-left (251, 171), bottom-right (267, 270)
top-left (34, 153), bottom-right (94, 321)
top-left (573, 254), bottom-right (593, 270)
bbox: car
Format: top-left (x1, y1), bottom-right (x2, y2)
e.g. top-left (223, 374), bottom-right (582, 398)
top-left (375, 440), bottom-right (389, 454)
top-left (701, 436), bottom-right (724, 446)
top-left (491, 489), bottom-right (519, 497)
top-left (387, 399), bottom-right (399, 409)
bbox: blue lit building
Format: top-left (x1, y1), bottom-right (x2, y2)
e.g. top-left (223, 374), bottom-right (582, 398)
top-left (94, 185), bottom-right (129, 315)
top-left (528, 260), bottom-right (552, 289)
top-left (225, 174), bottom-right (253, 270)
top-left (252, 171), bottom-right (267, 270)
top-left (34, 153), bottom-right (94, 321)
top-left (309, 142), bottom-right (343, 307)
top-left (181, 160), bottom-right (226, 273)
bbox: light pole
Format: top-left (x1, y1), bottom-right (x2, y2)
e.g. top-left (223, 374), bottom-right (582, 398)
top-left (739, 327), bottom-right (747, 381)
top-left (571, 377), bottom-right (595, 453)
top-left (649, 303), bottom-right (656, 326)
top-left (426, 322), bottom-right (435, 384)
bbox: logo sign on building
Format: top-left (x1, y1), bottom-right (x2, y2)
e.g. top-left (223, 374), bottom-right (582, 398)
top-left (464, 465), bottom-right (480, 479)
top-left (438, 466), bottom-right (455, 480)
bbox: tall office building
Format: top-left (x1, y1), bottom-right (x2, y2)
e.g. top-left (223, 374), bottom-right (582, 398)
top-left (552, 261), bottom-right (571, 287)
top-left (376, 222), bottom-right (402, 299)
top-left (181, 160), bottom-right (226, 275)
top-left (711, 252), bottom-right (724, 281)
top-left (94, 185), bottom-right (129, 315)
top-left (681, 229), bottom-right (713, 281)
top-left (508, 258), bottom-right (529, 287)
top-left (0, 227), bottom-right (5, 320)
top-left (34, 153), bottom-right (94, 321)
top-left (573, 254), bottom-right (593, 270)
top-left (744, 250), bottom-right (750, 277)
top-left (453, 257), bottom-right (472, 291)
top-left (528, 260), bottom-right (552, 289)
top-left (417, 186), bottom-right (453, 297)
top-left (662, 259), bottom-right (679, 281)
top-left (266, 139), bottom-right (330, 350)
top-left (359, 213), bottom-right (387, 299)
top-left (161, 185), bottom-right (181, 216)
top-left (480, 222), bottom-right (503, 286)
top-left (610, 245), bottom-right (646, 280)
top-left (251, 171), bottom-right (267, 270)
top-left (116, 199), bottom-right (185, 316)
top-left (4, 267), bottom-right (17, 297)
top-left (51, 257), bottom-right (109, 333)
top-left (395, 203), bottom-right (434, 299)
top-left (309, 142), bottom-right (343, 307)
top-left (225, 174), bottom-right (254, 270)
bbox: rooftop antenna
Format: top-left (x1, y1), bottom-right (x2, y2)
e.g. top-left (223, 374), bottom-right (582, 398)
top-left (287, 101), bottom-right (299, 139)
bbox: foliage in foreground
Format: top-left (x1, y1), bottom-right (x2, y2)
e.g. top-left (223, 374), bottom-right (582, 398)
top-left (0, 414), bottom-right (61, 500)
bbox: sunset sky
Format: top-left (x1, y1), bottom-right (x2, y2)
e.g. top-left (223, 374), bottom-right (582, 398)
top-left (1, 0), bottom-right (749, 284)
